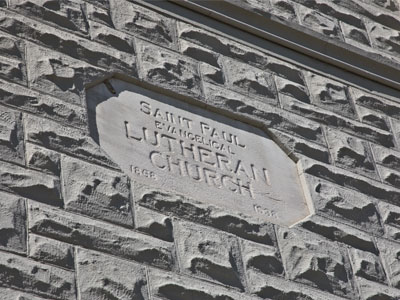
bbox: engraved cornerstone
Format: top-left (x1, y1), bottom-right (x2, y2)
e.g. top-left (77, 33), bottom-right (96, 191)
top-left (87, 79), bottom-right (311, 225)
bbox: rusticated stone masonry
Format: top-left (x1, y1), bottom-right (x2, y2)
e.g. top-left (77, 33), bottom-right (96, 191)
top-left (1, 0), bottom-right (400, 300)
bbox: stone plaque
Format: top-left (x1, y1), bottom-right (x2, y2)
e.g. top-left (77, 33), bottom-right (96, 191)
top-left (87, 79), bottom-right (311, 225)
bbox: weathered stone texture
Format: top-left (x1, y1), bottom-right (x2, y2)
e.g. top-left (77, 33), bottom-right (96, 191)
top-left (0, 191), bottom-right (26, 254)
top-left (26, 143), bottom-right (61, 175)
top-left (137, 40), bottom-right (202, 99)
top-left (76, 248), bottom-right (149, 300)
top-left (277, 226), bottom-right (355, 297)
top-left (176, 221), bottom-right (245, 290)
top-left (0, 79), bottom-right (87, 129)
top-left (28, 202), bottom-right (175, 270)
top-left (110, 0), bottom-right (176, 48)
top-left (61, 156), bottom-right (132, 227)
top-left (24, 115), bottom-right (118, 169)
top-left (138, 188), bottom-right (277, 246)
top-left (0, 106), bottom-right (24, 165)
top-left (305, 175), bottom-right (383, 234)
top-left (325, 128), bottom-right (378, 179)
top-left (9, 0), bottom-right (89, 35)
top-left (28, 234), bottom-right (74, 269)
top-left (0, 251), bottom-right (76, 299)
top-left (135, 206), bottom-right (173, 242)
top-left (0, 161), bottom-right (62, 207)
top-left (0, 0), bottom-right (399, 299)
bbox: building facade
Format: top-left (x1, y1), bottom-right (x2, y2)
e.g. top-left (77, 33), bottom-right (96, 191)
top-left (1, 0), bottom-right (400, 299)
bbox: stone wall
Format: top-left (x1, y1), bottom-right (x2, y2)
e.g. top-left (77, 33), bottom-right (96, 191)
top-left (1, 0), bottom-right (400, 299)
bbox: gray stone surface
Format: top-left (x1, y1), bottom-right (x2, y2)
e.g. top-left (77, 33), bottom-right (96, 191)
top-left (76, 248), bottom-right (149, 300)
top-left (61, 155), bottom-right (132, 227)
top-left (0, 106), bottom-right (24, 165)
top-left (0, 0), bottom-right (399, 299)
top-left (176, 221), bottom-right (245, 290)
top-left (0, 191), bottom-right (26, 254)
top-left (276, 226), bottom-right (355, 297)
top-left (28, 234), bottom-right (74, 269)
top-left (0, 160), bottom-right (62, 207)
top-left (28, 201), bottom-right (175, 270)
top-left (0, 251), bottom-right (76, 299)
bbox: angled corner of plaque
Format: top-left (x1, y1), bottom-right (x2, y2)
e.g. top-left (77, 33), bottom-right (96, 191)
top-left (85, 77), bottom-right (314, 226)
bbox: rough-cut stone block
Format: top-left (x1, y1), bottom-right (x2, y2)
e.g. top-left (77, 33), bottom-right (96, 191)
top-left (376, 238), bottom-right (400, 288)
top-left (137, 187), bottom-right (277, 246)
top-left (0, 191), bottom-right (26, 254)
top-left (0, 287), bottom-right (54, 300)
top-left (200, 63), bottom-right (224, 85)
top-left (180, 40), bottom-right (220, 67)
top-left (388, 119), bottom-right (400, 152)
top-left (0, 79), bottom-right (87, 129)
top-left (110, 0), bottom-right (176, 47)
top-left (0, 10), bottom-right (135, 73)
top-left (266, 56), bottom-right (306, 85)
top-left (349, 248), bottom-right (386, 284)
top-left (247, 271), bottom-right (349, 300)
top-left (204, 84), bottom-right (325, 145)
top-left (28, 202), bottom-right (175, 270)
top-left (356, 105), bottom-right (390, 131)
top-left (368, 0), bottom-right (399, 11)
top-left (76, 248), bottom-right (149, 300)
top-left (0, 251), bottom-right (75, 300)
top-left (378, 202), bottom-right (400, 241)
top-left (357, 277), bottom-right (400, 300)
top-left (353, 88), bottom-right (400, 121)
top-left (61, 156), bottom-right (132, 227)
top-left (0, 56), bottom-right (25, 84)
top-left (378, 165), bottom-right (400, 189)
top-left (0, 32), bottom-right (24, 61)
top-left (26, 44), bottom-right (104, 105)
top-left (306, 72), bottom-right (355, 118)
top-left (325, 128), bottom-right (378, 179)
top-left (221, 57), bottom-right (277, 103)
top-left (135, 206), bottom-right (173, 242)
top-left (88, 20), bottom-right (135, 53)
top-left (176, 221), bottom-right (245, 291)
top-left (270, 0), bottom-right (298, 22)
top-left (178, 22), bottom-right (269, 68)
top-left (149, 269), bottom-right (256, 300)
top-left (0, 106), bottom-right (24, 165)
top-left (299, 214), bottom-right (378, 254)
top-left (26, 143), bottom-right (61, 175)
top-left (24, 115), bottom-right (118, 169)
top-left (276, 76), bottom-right (310, 103)
top-left (9, 0), bottom-right (88, 35)
top-left (281, 95), bottom-right (394, 147)
top-left (0, 161), bottom-right (62, 207)
top-left (241, 239), bottom-right (284, 277)
top-left (303, 158), bottom-right (400, 209)
top-left (372, 144), bottom-right (400, 172)
top-left (341, 22), bottom-right (371, 46)
top-left (137, 40), bottom-right (202, 99)
top-left (298, 0), bottom-right (366, 27)
top-left (83, 2), bottom-right (112, 27)
top-left (276, 226), bottom-right (354, 297)
top-left (305, 175), bottom-right (383, 234)
top-left (298, 7), bottom-right (342, 39)
top-left (178, 22), bottom-right (305, 84)
top-left (369, 23), bottom-right (400, 57)
top-left (85, 0), bottom-right (109, 9)
top-left (29, 234), bottom-right (74, 269)
top-left (269, 129), bottom-right (330, 163)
